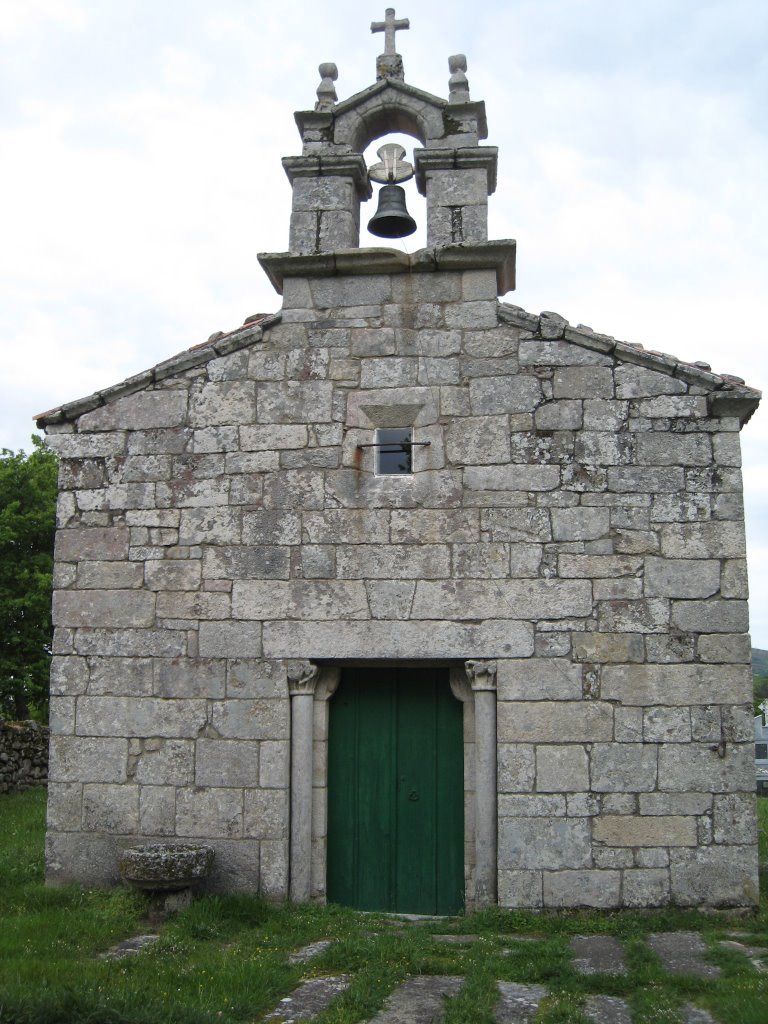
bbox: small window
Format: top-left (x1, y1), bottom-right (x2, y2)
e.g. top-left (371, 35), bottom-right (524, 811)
top-left (375, 427), bottom-right (412, 476)
top-left (756, 743), bottom-right (768, 760)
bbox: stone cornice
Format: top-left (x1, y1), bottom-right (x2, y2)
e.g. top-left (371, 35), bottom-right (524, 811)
top-left (413, 147), bottom-right (498, 196)
top-left (281, 155), bottom-right (372, 200)
top-left (258, 240), bottom-right (517, 297)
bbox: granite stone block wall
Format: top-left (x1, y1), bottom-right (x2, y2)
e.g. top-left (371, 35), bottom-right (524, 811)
top-left (40, 265), bottom-right (759, 908)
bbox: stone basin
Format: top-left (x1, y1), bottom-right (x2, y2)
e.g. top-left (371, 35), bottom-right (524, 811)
top-left (119, 843), bottom-right (214, 892)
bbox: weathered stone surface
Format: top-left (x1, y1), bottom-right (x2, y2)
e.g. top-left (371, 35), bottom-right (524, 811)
top-left (232, 580), bottom-right (368, 620)
top-left (570, 935), bottom-right (627, 975)
top-left (602, 663), bottom-right (752, 705)
top-left (175, 787), bottom-right (243, 838)
top-left (583, 995), bottom-right (632, 1024)
top-left (134, 739), bottom-right (193, 786)
top-left (622, 869), bottom-right (670, 907)
top-left (636, 433), bottom-right (711, 466)
top-left (593, 815), bottom-right (696, 847)
top-left (76, 696), bottom-right (208, 738)
top-left (99, 933), bottom-right (160, 960)
top-left (338, 545), bottom-right (450, 579)
top-left (542, 870), bottom-right (621, 907)
top-left (534, 400), bottom-right (582, 430)
top-left (195, 739), bottom-right (257, 787)
top-left (551, 507), bottom-right (609, 541)
top-left (55, 526), bottom-right (130, 562)
top-left (82, 783), bottom-right (138, 832)
top-left (498, 744), bottom-right (536, 792)
top-left (49, 736), bottom-right (127, 783)
top-left (572, 632), bottom-right (643, 663)
top-left (499, 794), bottom-right (566, 817)
top-left (660, 522), bottom-right (746, 558)
top-left (497, 870), bottom-right (542, 907)
top-left (498, 702), bottom-right (613, 743)
top-left (211, 700), bottom-right (289, 740)
top-left (590, 744), bottom-right (658, 792)
top-left (264, 620), bottom-right (534, 660)
top-left (188, 381), bottom-right (256, 426)
top-left (263, 975), bottom-right (351, 1021)
top-left (498, 817), bottom-right (591, 869)
top-left (412, 579), bottom-right (592, 619)
top-left (658, 743), bottom-right (755, 793)
top-left (469, 375), bottom-right (542, 414)
top-left (536, 745), bottom-right (589, 792)
top-left (680, 1006), bottom-right (718, 1024)
top-left (647, 932), bottom-right (720, 978)
top-left (367, 976), bottom-right (463, 1024)
top-left (671, 599), bottom-right (748, 633)
top-left (481, 508), bottom-right (552, 541)
top-left (644, 558), bottom-right (720, 598)
top-left (497, 659), bottom-right (582, 700)
top-left (244, 789), bottom-right (288, 839)
top-left (287, 939), bottom-right (334, 964)
top-left (446, 416), bottom-right (511, 464)
top-left (199, 621), bottom-right (262, 658)
top-left (493, 982), bottom-right (547, 1023)
top-left (713, 792), bottom-right (758, 844)
top-left (465, 465), bottom-right (560, 491)
top-left (79, 392), bottom-right (187, 432)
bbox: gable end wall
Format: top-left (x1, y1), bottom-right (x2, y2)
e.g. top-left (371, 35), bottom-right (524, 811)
top-left (44, 266), bottom-right (758, 908)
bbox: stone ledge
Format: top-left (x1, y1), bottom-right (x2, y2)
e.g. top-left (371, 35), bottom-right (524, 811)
top-left (258, 240), bottom-right (517, 296)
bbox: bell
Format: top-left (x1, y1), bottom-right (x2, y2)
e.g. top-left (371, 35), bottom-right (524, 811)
top-left (367, 184), bottom-right (417, 239)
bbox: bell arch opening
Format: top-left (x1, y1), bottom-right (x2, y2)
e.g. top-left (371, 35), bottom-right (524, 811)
top-left (361, 132), bottom-right (425, 249)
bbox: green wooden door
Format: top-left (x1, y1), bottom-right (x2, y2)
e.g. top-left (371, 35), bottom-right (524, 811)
top-left (327, 667), bottom-right (464, 914)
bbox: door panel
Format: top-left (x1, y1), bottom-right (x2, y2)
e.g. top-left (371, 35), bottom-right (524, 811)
top-left (327, 667), bottom-right (463, 914)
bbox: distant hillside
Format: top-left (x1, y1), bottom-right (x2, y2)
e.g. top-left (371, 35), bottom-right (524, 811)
top-left (753, 649), bottom-right (768, 676)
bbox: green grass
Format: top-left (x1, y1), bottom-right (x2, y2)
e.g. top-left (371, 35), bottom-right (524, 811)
top-left (1, 790), bottom-right (768, 1023)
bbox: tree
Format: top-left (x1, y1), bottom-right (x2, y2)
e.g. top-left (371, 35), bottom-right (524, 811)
top-left (0, 437), bottom-right (57, 720)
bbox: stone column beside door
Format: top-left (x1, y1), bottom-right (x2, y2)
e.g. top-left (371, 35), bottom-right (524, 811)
top-left (287, 660), bottom-right (320, 902)
top-left (465, 660), bottom-right (498, 906)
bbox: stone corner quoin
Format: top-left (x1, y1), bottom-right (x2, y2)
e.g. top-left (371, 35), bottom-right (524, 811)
top-left (38, 24), bottom-right (761, 913)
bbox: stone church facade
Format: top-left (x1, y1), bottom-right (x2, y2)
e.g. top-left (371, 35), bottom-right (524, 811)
top-left (39, 16), bottom-right (761, 910)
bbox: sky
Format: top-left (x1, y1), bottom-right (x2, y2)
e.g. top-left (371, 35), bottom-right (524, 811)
top-left (1, 0), bottom-right (767, 645)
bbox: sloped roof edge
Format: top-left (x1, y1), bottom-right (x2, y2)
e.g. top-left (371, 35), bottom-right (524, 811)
top-left (35, 304), bottom-right (760, 430)
top-left (34, 314), bottom-right (280, 429)
top-left (499, 303), bottom-right (761, 427)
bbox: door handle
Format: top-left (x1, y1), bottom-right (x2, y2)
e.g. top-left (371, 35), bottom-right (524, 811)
top-left (408, 790), bottom-right (420, 802)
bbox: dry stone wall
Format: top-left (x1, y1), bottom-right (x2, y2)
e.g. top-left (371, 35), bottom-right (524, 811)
top-left (41, 263), bottom-right (759, 907)
top-left (0, 720), bottom-right (49, 792)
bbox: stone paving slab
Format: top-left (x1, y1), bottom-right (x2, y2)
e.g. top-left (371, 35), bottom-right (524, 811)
top-left (263, 975), bottom-right (350, 1022)
top-left (570, 935), bottom-right (627, 975)
top-left (493, 982), bottom-right (547, 1023)
top-left (432, 934), bottom-right (479, 944)
top-left (99, 934), bottom-right (159, 960)
top-left (681, 1005), bottom-right (718, 1024)
top-left (583, 995), bottom-right (632, 1024)
top-left (647, 932), bottom-right (721, 979)
top-left (718, 939), bottom-right (768, 972)
top-left (367, 975), bottom-right (464, 1023)
top-left (287, 939), bottom-right (334, 964)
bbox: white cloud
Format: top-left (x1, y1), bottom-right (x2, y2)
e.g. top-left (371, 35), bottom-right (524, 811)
top-left (0, 0), bottom-right (87, 40)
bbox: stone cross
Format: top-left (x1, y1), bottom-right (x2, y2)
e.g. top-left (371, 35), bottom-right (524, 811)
top-left (760, 698), bottom-right (768, 722)
top-left (371, 8), bottom-right (409, 55)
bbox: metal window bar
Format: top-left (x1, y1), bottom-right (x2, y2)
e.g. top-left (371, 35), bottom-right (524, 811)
top-left (355, 441), bottom-right (431, 449)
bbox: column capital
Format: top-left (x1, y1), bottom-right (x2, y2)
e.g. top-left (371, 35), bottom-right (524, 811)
top-left (286, 660), bottom-right (320, 696)
top-left (464, 659), bottom-right (497, 692)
